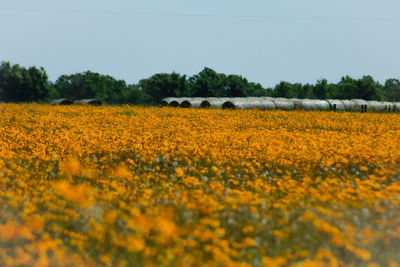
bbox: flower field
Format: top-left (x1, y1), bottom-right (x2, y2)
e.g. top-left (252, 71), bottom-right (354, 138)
top-left (1, 104), bottom-right (400, 267)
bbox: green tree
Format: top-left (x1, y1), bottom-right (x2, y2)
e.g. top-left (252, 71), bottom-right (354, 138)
top-left (299, 83), bottom-right (314, 99)
top-left (335, 76), bottom-right (359, 99)
top-left (356, 76), bottom-right (383, 100)
top-left (138, 72), bottom-right (188, 104)
top-left (313, 79), bottom-right (329, 99)
top-left (226, 75), bottom-right (247, 97)
top-left (273, 81), bottom-right (303, 98)
top-left (54, 71), bottom-right (132, 104)
top-left (125, 84), bottom-right (149, 105)
top-left (332, 76), bottom-right (383, 100)
top-left (188, 68), bottom-right (228, 97)
top-left (382, 79), bottom-right (400, 101)
top-left (247, 82), bottom-right (273, 97)
top-left (0, 61), bottom-right (50, 102)
top-left (224, 75), bottom-right (271, 97)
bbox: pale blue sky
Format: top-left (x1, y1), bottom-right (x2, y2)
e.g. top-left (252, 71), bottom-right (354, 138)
top-left (1, 0), bottom-right (399, 87)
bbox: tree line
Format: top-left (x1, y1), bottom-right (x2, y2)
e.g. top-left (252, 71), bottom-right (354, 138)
top-left (1, 61), bottom-right (400, 104)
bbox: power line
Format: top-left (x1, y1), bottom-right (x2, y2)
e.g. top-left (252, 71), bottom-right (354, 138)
top-left (0, 7), bottom-right (400, 22)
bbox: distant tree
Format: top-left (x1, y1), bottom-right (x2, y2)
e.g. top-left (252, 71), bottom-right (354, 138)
top-left (313, 79), bottom-right (329, 99)
top-left (54, 71), bottom-right (131, 104)
top-left (356, 75), bottom-right (383, 101)
top-left (325, 83), bottom-right (340, 99)
top-left (188, 68), bottom-right (228, 97)
top-left (138, 72), bottom-right (188, 104)
top-left (224, 75), bottom-right (270, 97)
top-left (299, 83), bottom-right (314, 99)
top-left (226, 75), bottom-right (248, 97)
top-left (273, 81), bottom-right (303, 98)
top-left (3, 60), bottom-right (394, 105)
top-left (188, 69), bottom-right (273, 98)
top-left (383, 78), bottom-right (400, 101)
top-left (335, 76), bottom-right (359, 99)
top-left (0, 61), bottom-right (50, 102)
top-left (247, 82), bottom-right (274, 97)
top-left (125, 84), bottom-right (149, 105)
top-left (331, 75), bottom-right (383, 100)
top-left (26, 66), bottom-right (51, 101)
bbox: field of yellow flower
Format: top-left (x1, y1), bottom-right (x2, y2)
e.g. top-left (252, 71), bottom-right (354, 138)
top-left (1, 104), bottom-right (400, 267)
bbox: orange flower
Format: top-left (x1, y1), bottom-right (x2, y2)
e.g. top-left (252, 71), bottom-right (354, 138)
top-left (175, 167), bottom-right (185, 178)
top-left (127, 236), bottom-right (145, 252)
top-left (53, 181), bottom-right (94, 208)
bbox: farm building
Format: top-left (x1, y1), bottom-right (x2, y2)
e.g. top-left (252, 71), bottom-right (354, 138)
top-left (222, 98), bottom-right (256, 109)
top-left (160, 97), bottom-right (399, 113)
top-left (222, 97), bottom-right (276, 110)
top-left (394, 103), bottom-right (400, 112)
top-left (383, 102), bottom-right (395, 112)
top-left (251, 97), bottom-right (277, 110)
top-left (221, 98), bottom-right (246, 109)
top-left (352, 99), bottom-right (369, 112)
top-left (168, 98), bottom-right (191, 107)
top-left (51, 98), bottom-right (73, 106)
top-left (160, 97), bottom-right (176, 106)
top-left (313, 100), bottom-right (330, 111)
top-left (249, 97), bottom-right (277, 110)
top-left (293, 99), bottom-right (320, 111)
top-left (74, 99), bottom-right (102, 106)
top-left (367, 101), bottom-right (389, 112)
top-left (340, 100), bottom-right (355, 112)
top-left (271, 98), bottom-right (295, 111)
top-left (180, 98), bottom-right (206, 108)
top-left (326, 100), bottom-right (346, 111)
top-left (200, 98), bottom-right (231, 108)
top-left (340, 99), bottom-right (368, 112)
top-left (260, 97), bottom-right (275, 101)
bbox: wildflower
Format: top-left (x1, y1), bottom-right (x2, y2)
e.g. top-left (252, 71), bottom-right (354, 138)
top-left (53, 181), bottom-right (94, 208)
top-left (127, 236), bottom-right (145, 252)
top-left (242, 225), bottom-right (254, 234)
top-left (175, 167), bottom-right (185, 178)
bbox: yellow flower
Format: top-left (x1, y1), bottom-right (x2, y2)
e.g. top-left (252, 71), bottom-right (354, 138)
top-left (2, 104), bottom-right (400, 266)
top-left (114, 164), bottom-right (131, 179)
top-left (53, 181), bottom-right (94, 208)
top-left (26, 215), bottom-right (45, 233)
top-left (262, 256), bottom-right (287, 267)
top-left (0, 222), bottom-right (19, 241)
top-left (242, 237), bottom-right (255, 247)
top-left (100, 254), bottom-right (112, 265)
top-left (127, 236), bottom-right (145, 252)
top-left (175, 167), bottom-right (185, 178)
top-left (242, 225), bottom-right (254, 234)
top-left (60, 158), bottom-right (81, 177)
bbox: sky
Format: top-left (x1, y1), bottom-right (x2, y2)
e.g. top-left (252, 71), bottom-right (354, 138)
top-left (1, 0), bottom-right (399, 88)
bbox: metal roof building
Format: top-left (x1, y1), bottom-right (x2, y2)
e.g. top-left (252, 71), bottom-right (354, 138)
top-left (51, 98), bottom-right (73, 106)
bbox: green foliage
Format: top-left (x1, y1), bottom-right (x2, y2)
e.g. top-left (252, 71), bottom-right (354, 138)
top-left (188, 67), bottom-right (228, 97)
top-left (138, 72), bottom-right (189, 104)
top-left (226, 75), bottom-right (272, 97)
top-left (272, 76), bottom-right (385, 101)
top-left (188, 68), bottom-right (272, 98)
top-left (54, 71), bottom-right (135, 104)
top-left (383, 79), bottom-right (400, 102)
top-left (0, 61), bottom-right (50, 102)
top-left (273, 81), bottom-right (303, 98)
top-left (313, 79), bottom-right (329, 99)
top-left (334, 75), bottom-right (383, 100)
top-left (1, 61), bottom-right (399, 104)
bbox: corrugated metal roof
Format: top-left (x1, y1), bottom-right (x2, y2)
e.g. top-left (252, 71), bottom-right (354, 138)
top-left (271, 98), bottom-right (295, 110)
top-left (180, 98), bottom-right (206, 108)
top-left (74, 99), bottom-right (102, 106)
top-left (51, 98), bottom-right (73, 106)
top-left (326, 100), bottom-right (346, 111)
